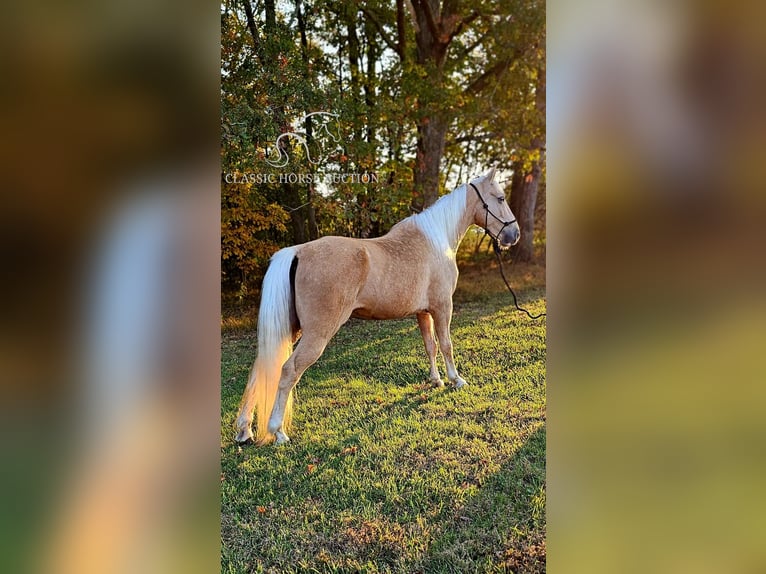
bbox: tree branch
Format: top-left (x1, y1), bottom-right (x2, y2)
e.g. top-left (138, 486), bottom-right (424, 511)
top-left (457, 29), bottom-right (491, 60)
top-left (449, 10), bottom-right (480, 42)
top-left (396, 0), bottom-right (407, 59)
top-left (465, 57), bottom-right (510, 94)
top-left (360, 7), bottom-right (402, 58)
top-left (242, 0), bottom-right (263, 64)
top-left (464, 45), bottom-right (526, 95)
top-left (451, 131), bottom-right (500, 144)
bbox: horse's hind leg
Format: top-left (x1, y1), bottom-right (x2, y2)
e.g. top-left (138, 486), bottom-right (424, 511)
top-left (267, 333), bottom-right (330, 444)
top-left (417, 312), bottom-right (443, 387)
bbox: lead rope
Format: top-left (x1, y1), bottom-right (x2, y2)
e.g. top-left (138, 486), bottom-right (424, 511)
top-left (468, 182), bottom-right (546, 320)
top-left (491, 239), bottom-right (546, 320)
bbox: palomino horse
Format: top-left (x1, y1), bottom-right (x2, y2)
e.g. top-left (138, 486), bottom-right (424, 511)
top-left (235, 168), bottom-right (520, 445)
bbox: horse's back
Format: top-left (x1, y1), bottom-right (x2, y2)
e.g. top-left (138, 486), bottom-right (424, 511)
top-left (292, 231), bottom-right (433, 323)
top-left (295, 236), bottom-right (371, 276)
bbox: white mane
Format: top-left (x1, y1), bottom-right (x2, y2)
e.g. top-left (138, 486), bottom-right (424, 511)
top-left (410, 184), bottom-right (468, 256)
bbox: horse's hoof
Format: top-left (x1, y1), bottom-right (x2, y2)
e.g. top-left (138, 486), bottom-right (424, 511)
top-left (454, 379), bottom-right (468, 389)
top-left (430, 377), bottom-right (445, 388)
top-left (234, 428), bottom-right (254, 445)
top-left (274, 431), bottom-right (291, 445)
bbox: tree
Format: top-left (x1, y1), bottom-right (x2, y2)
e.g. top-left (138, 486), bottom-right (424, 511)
top-left (509, 61), bottom-right (545, 262)
top-left (360, 0), bottom-right (544, 209)
top-left (220, 0), bottom-right (545, 292)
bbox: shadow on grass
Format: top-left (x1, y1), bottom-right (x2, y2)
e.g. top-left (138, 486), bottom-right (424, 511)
top-left (222, 426), bottom-right (546, 573)
top-left (418, 425), bottom-right (546, 574)
top-left (288, 286), bottom-right (545, 394)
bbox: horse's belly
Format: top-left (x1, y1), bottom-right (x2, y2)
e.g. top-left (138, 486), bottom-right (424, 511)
top-left (351, 306), bottom-right (416, 320)
top-left (352, 286), bottom-right (428, 318)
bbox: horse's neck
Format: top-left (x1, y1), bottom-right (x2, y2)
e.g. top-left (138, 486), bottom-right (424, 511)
top-left (421, 191), bottom-right (473, 253)
top-left (387, 200), bottom-right (473, 260)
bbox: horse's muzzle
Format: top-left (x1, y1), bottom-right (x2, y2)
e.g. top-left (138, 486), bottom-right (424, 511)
top-left (499, 226), bottom-right (520, 248)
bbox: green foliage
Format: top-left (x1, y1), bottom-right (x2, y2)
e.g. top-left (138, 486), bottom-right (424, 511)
top-left (220, 176), bottom-right (289, 292)
top-left (221, 0), bottom-right (545, 293)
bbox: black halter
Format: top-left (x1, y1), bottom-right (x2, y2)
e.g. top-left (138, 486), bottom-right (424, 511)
top-left (469, 182), bottom-right (516, 247)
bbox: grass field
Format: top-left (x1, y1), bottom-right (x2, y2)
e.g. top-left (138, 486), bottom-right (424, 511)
top-left (221, 248), bottom-right (546, 573)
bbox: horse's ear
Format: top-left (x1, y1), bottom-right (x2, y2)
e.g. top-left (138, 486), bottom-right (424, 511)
top-left (486, 167), bottom-right (497, 182)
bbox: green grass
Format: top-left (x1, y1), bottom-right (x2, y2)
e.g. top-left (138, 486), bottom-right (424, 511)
top-left (221, 255), bottom-right (546, 573)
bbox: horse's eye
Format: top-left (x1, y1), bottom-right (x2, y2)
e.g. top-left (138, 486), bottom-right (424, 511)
top-left (497, 197), bottom-right (505, 203)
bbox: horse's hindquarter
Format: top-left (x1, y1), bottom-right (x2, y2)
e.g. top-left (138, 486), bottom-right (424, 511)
top-left (292, 237), bottom-right (372, 333)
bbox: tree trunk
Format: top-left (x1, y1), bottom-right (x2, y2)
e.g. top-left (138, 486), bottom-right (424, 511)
top-left (410, 0), bottom-right (454, 209)
top-left (509, 64), bottom-right (545, 262)
top-left (264, 0), bottom-right (276, 29)
top-left (295, 0), bottom-right (318, 240)
top-left (413, 115), bottom-right (448, 210)
top-left (509, 162), bottom-right (540, 262)
top-left (346, 6), bottom-right (362, 139)
top-left (303, 112), bottom-right (319, 240)
top-left (306, 190), bottom-right (318, 240)
top-left (285, 183), bottom-right (307, 245)
top-left (261, 0), bottom-right (308, 244)
top-left (363, 16), bottom-right (378, 145)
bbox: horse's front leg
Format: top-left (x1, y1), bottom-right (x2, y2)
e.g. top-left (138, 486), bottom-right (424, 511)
top-left (417, 312), bottom-right (443, 387)
top-left (431, 302), bottom-right (468, 389)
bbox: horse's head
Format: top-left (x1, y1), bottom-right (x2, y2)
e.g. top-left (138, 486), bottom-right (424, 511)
top-left (469, 167), bottom-right (520, 249)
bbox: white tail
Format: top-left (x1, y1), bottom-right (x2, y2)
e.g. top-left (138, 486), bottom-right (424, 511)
top-left (235, 247), bottom-right (297, 444)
